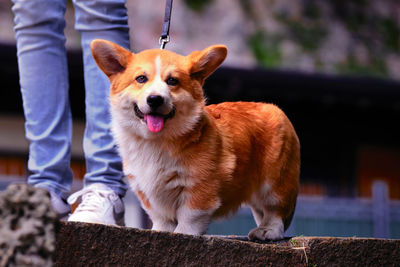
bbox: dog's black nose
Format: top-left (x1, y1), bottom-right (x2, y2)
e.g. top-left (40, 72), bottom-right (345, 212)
top-left (147, 95), bottom-right (164, 109)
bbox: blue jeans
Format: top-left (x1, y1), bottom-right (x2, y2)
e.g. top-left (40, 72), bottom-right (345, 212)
top-left (12, 0), bottom-right (130, 198)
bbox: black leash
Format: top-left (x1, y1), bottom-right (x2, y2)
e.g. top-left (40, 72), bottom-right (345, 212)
top-left (159, 0), bottom-right (173, 49)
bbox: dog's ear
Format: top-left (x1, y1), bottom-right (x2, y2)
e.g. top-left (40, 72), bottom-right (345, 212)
top-left (91, 39), bottom-right (133, 79)
top-left (188, 45), bottom-right (227, 83)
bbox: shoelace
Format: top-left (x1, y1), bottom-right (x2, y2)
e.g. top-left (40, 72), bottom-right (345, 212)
top-left (67, 188), bottom-right (118, 213)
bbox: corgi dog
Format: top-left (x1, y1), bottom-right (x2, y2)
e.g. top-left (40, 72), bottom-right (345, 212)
top-left (91, 39), bottom-right (300, 240)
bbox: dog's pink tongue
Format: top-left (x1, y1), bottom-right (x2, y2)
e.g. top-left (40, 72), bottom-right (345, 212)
top-left (145, 114), bottom-right (164, 133)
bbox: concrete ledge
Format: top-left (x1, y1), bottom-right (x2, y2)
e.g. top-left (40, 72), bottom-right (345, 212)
top-left (55, 222), bottom-right (400, 266)
top-left (1, 185), bottom-right (399, 266)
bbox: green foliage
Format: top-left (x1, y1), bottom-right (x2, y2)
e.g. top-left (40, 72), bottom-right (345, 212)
top-left (184, 0), bottom-right (214, 12)
top-left (304, 1), bottom-right (321, 20)
top-left (336, 54), bottom-right (387, 77)
top-left (332, 0), bottom-right (368, 31)
top-left (342, 9), bottom-right (366, 32)
top-left (248, 31), bottom-right (282, 68)
top-left (180, 0), bottom-right (400, 79)
top-left (280, 18), bottom-right (327, 52)
top-left (289, 235), bottom-right (304, 247)
top-left (289, 238), bottom-right (299, 247)
top-left (238, 0), bottom-right (253, 18)
top-left (331, 0), bottom-right (400, 53)
top-left (379, 18), bottom-right (400, 52)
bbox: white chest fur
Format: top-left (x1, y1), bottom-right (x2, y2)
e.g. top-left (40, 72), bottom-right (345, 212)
top-left (116, 130), bottom-right (191, 221)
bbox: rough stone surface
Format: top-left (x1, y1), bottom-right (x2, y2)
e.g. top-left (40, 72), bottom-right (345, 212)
top-left (0, 184), bottom-right (57, 267)
top-left (55, 222), bottom-right (400, 267)
top-left (1, 184), bottom-right (398, 266)
top-left (286, 236), bottom-right (400, 267)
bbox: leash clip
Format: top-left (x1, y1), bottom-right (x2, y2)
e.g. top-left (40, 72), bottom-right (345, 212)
top-left (159, 0), bottom-right (173, 50)
top-left (159, 36), bottom-right (170, 50)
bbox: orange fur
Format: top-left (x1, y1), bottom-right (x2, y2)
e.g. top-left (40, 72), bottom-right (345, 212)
top-left (91, 39), bottom-right (300, 240)
top-left (136, 190), bottom-right (151, 210)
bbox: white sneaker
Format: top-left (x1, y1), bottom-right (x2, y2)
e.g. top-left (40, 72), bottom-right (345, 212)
top-left (49, 190), bottom-right (71, 221)
top-left (67, 183), bottom-right (125, 226)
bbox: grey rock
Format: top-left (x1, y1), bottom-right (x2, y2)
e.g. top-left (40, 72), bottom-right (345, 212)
top-left (0, 184), bottom-right (57, 267)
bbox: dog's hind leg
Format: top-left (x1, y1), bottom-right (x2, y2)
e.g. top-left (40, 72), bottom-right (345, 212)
top-left (248, 190), bottom-right (285, 240)
top-left (248, 180), bottom-right (297, 240)
top-left (250, 206), bottom-right (263, 226)
top-left (248, 133), bottom-right (300, 240)
top-left (248, 207), bottom-right (285, 240)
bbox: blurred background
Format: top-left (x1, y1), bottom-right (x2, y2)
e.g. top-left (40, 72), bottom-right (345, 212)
top-left (1, 0), bottom-right (400, 238)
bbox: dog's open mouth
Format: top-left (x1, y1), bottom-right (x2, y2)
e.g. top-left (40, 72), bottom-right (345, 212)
top-left (134, 103), bottom-right (176, 133)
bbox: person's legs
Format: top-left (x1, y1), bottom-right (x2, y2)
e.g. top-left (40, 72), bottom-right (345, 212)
top-left (12, 0), bottom-right (73, 201)
top-left (73, 0), bottom-right (130, 197)
top-left (67, 0), bottom-right (130, 225)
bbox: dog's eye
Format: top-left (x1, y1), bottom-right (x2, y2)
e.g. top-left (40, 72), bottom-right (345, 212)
top-left (136, 75), bottom-right (148, 84)
top-left (166, 77), bottom-right (179, 86)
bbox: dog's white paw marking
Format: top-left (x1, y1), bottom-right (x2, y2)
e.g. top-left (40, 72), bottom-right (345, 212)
top-left (248, 226), bottom-right (284, 241)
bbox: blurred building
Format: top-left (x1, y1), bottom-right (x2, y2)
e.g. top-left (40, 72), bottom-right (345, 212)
top-left (1, 0), bottom-right (400, 237)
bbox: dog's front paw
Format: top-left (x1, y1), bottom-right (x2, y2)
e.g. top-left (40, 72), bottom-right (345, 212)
top-left (248, 226), bottom-right (283, 241)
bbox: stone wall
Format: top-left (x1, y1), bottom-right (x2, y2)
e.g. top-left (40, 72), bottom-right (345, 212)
top-left (127, 0), bottom-right (400, 80)
top-left (1, 0), bottom-right (399, 80)
top-left (0, 184), bottom-right (57, 267)
top-left (1, 185), bottom-right (399, 266)
top-left (55, 222), bottom-right (400, 266)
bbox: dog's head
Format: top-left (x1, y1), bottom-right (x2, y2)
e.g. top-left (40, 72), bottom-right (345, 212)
top-left (91, 39), bottom-right (227, 139)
